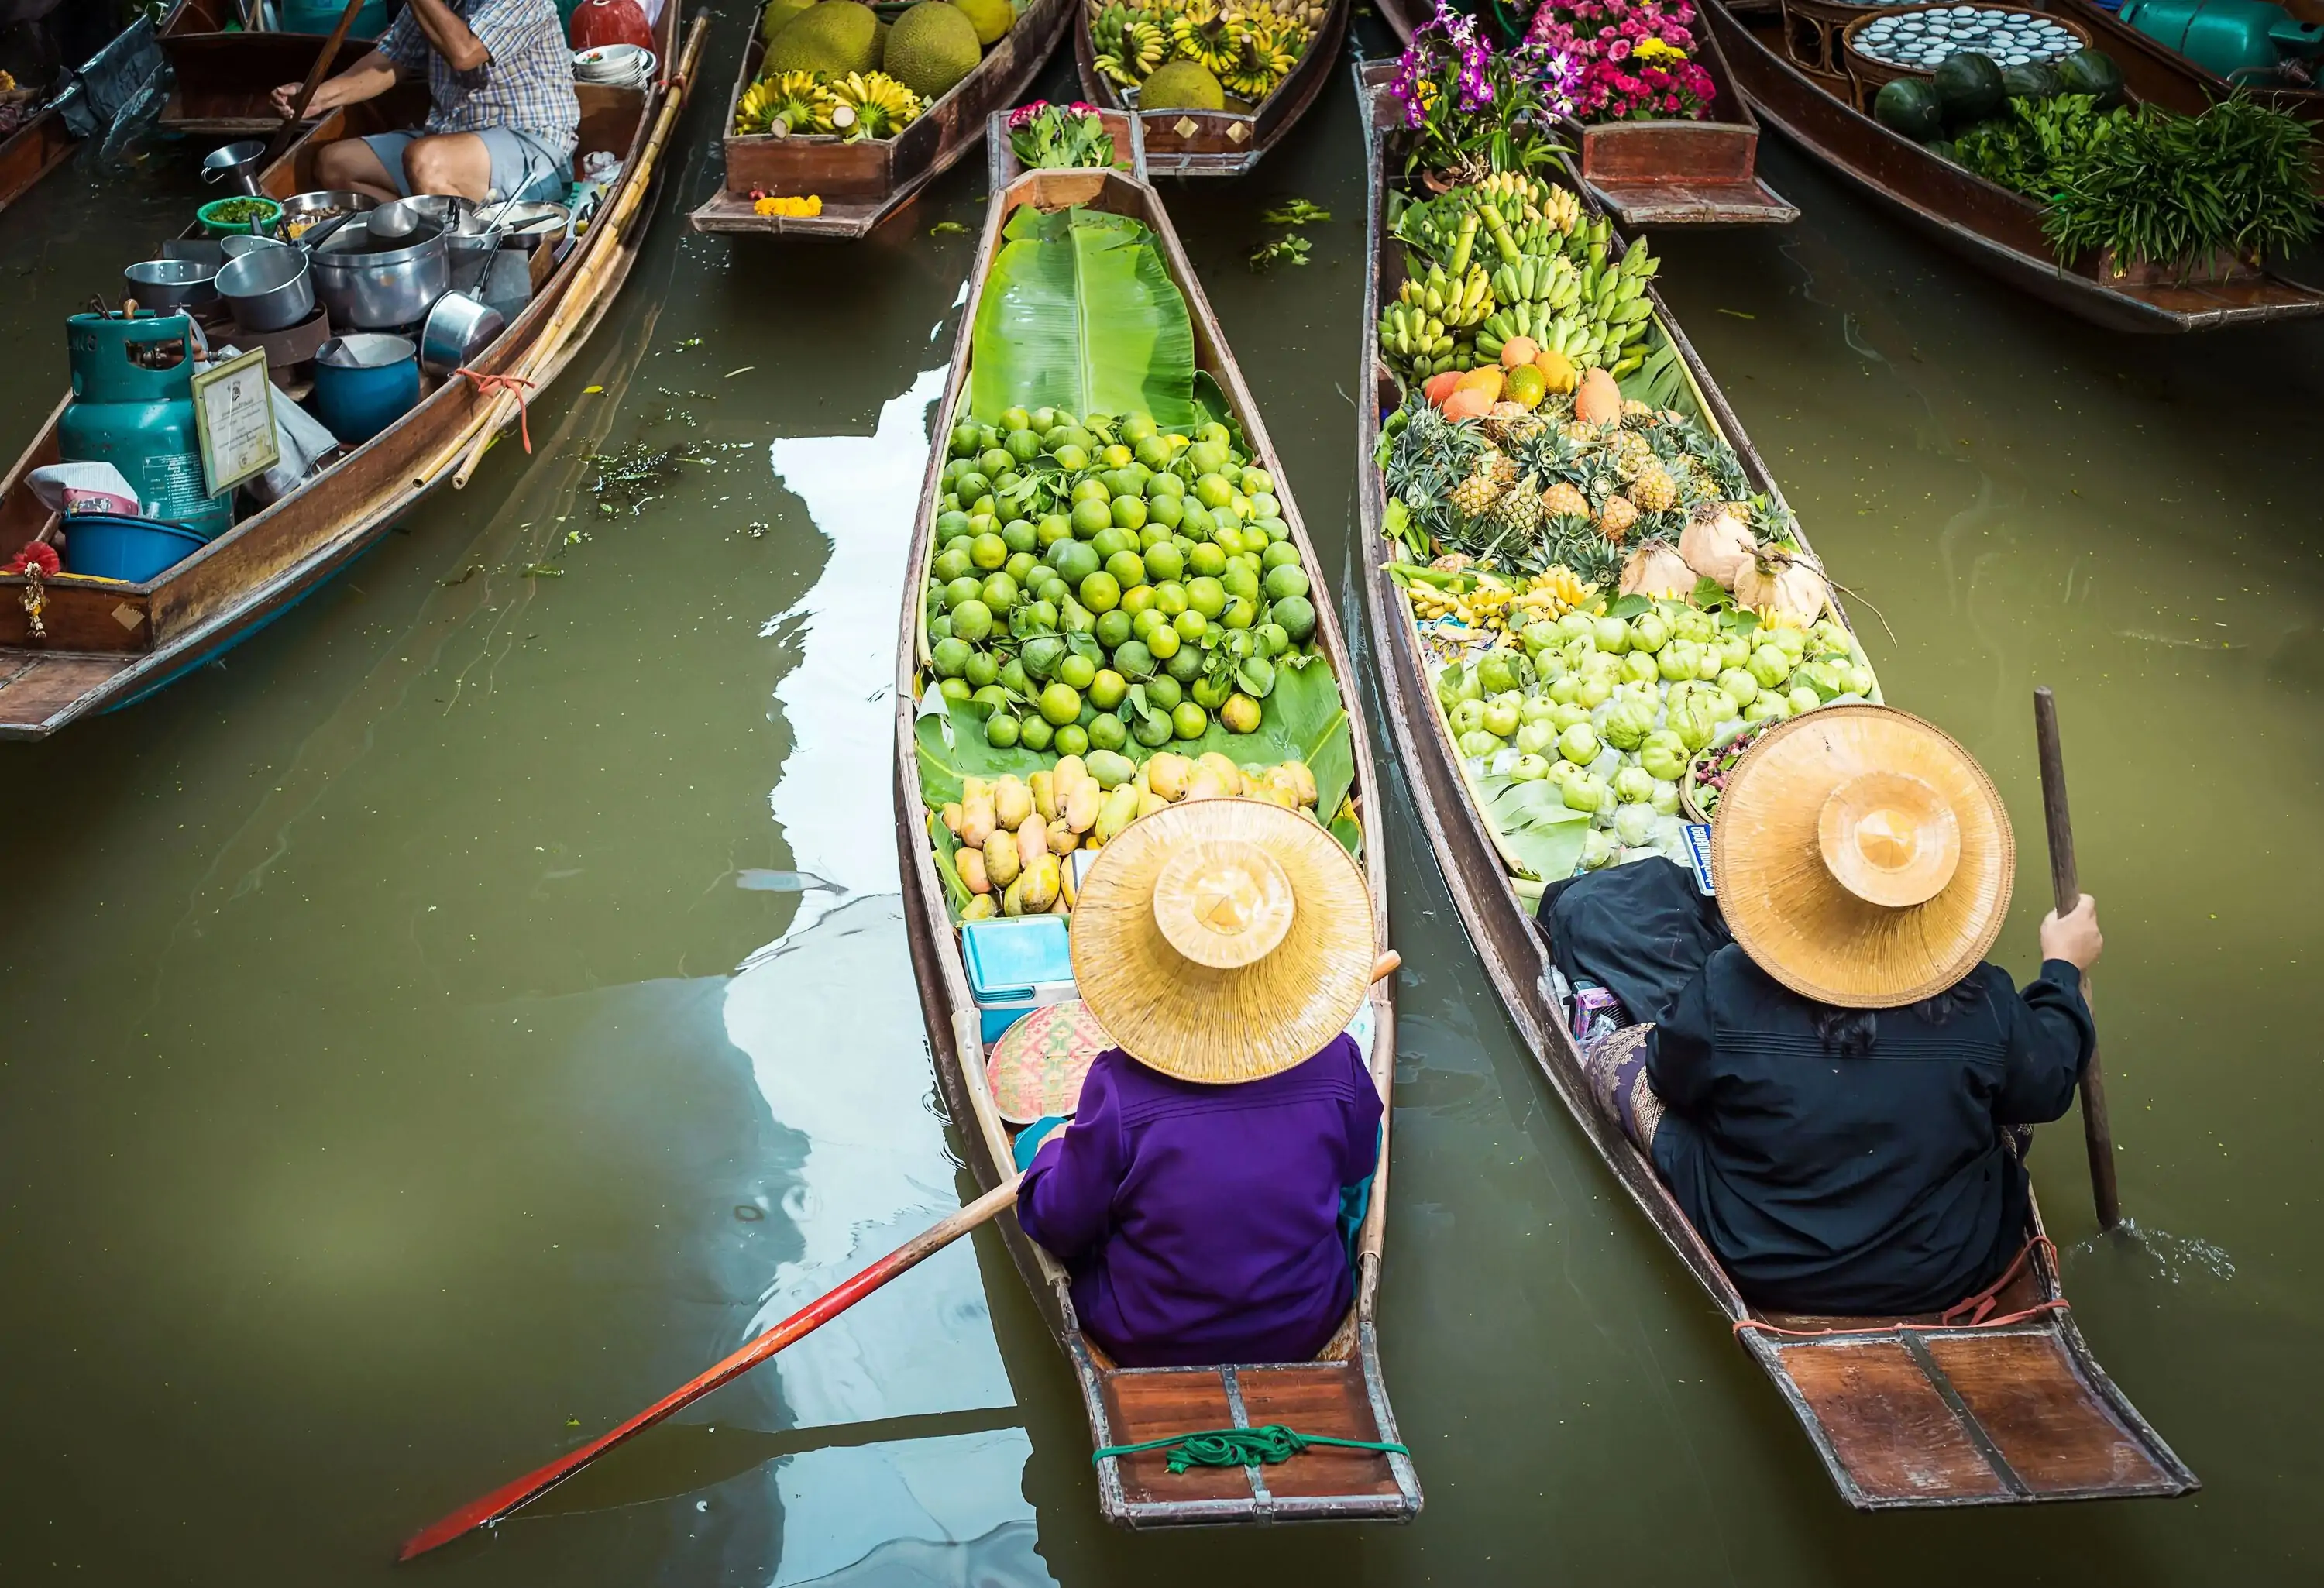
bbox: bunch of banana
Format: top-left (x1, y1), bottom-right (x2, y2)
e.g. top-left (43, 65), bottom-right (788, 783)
top-left (1397, 261), bottom-right (1493, 330)
top-left (1488, 253), bottom-right (1580, 310)
top-left (1092, 5), bottom-right (1166, 84)
top-left (1378, 303), bottom-right (1458, 380)
top-left (1504, 567), bottom-right (1592, 621)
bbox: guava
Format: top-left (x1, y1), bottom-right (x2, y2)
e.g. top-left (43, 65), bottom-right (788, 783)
top-left (1640, 731), bottom-right (1688, 782)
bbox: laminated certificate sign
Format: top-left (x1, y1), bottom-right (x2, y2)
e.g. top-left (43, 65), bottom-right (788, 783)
top-left (190, 346), bottom-right (280, 497)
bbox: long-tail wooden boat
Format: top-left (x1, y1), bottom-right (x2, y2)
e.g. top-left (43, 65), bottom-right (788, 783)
top-left (1373, 0), bottom-right (1797, 225)
top-left (688, 0), bottom-right (1072, 238)
top-left (892, 148), bottom-right (1421, 1527)
top-left (2047, 0), bottom-right (2324, 124)
top-left (1705, 0), bottom-right (2324, 332)
top-left (0, 10), bottom-right (706, 741)
top-left (1070, 0), bottom-right (1349, 175)
top-left (1351, 59), bottom-right (2197, 1510)
top-left (158, 0), bottom-right (390, 136)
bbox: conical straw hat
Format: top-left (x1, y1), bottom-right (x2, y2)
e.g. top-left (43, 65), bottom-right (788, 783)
top-left (1711, 704), bottom-right (2014, 1009)
top-left (1068, 797), bottom-right (1376, 1084)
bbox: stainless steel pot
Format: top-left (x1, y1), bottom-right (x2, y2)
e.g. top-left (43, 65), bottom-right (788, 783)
top-left (372, 194), bottom-right (485, 242)
top-left (418, 291), bottom-right (507, 377)
top-left (277, 189), bottom-right (379, 243)
top-left (123, 258), bottom-right (219, 313)
top-left (217, 242), bottom-right (317, 333)
top-left (310, 218), bottom-right (450, 331)
top-left (218, 232), bottom-right (287, 261)
top-left (489, 200), bottom-right (571, 253)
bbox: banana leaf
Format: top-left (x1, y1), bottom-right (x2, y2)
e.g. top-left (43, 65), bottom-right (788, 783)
top-left (968, 206), bottom-right (1197, 428)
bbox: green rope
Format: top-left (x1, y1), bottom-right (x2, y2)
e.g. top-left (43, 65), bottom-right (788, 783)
top-left (1091, 1423), bottom-right (1410, 1475)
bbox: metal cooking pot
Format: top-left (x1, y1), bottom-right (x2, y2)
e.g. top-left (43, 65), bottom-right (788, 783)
top-left (201, 139), bottom-right (268, 198)
top-left (123, 258), bottom-right (219, 313)
top-left (372, 193), bottom-right (486, 242)
top-left (277, 189), bottom-right (380, 243)
top-left (219, 232), bottom-right (287, 261)
top-left (217, 243), bottom-right (317, 333)
top-left (418, 291), bottom-right (507, 377)
top-left (489, 200), bottom-right (571, 253)
top-left (309, 218), bottom-right (450, 331)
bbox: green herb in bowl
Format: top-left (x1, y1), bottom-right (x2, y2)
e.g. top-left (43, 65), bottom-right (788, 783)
top-left (198, 196), bottom-right (283, 236)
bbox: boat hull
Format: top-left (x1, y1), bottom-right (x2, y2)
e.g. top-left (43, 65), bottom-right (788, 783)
top-left (1071, 0), bottom-right (1348, 176)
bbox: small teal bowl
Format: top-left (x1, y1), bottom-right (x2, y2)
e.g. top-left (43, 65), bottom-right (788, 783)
top-left (313, 333), bottom-right (419, 446)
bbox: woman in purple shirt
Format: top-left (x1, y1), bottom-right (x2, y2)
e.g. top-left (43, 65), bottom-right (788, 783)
top-left (1012, 798), bottom-right (1385, 1370)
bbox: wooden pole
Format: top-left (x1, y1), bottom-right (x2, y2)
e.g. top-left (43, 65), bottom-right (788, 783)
top-left (262, 0), bottom-right (366, 167)
top-left (2032, 686), bottom-right (2121, 1232)
top-left (397, 1177), bottom-right (1022, 1561)
top-left (412, 13), bottom-right (706, 491)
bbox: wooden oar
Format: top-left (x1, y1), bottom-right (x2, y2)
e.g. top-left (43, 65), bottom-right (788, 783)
top-left (262, 0), bottom-right (367, 167)
top-left (398, 949), bottom-right (1403, 1559)
top-left (2032, 686), bottom-right (2121, 1232)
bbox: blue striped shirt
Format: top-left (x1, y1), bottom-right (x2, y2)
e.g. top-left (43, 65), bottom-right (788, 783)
top-left (379, 0), bottom-right (579, 158)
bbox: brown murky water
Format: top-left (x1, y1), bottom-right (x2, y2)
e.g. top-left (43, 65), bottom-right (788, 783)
top-left (0, 13), bottom-right (2318, 1585)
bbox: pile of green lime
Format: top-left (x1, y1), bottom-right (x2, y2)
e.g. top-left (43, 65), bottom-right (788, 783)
top-left (924, 403), bottom-right (1321, 754)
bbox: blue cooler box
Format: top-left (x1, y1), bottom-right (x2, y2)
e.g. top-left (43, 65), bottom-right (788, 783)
top-left (962, 915), bottom-right (1075, 1046)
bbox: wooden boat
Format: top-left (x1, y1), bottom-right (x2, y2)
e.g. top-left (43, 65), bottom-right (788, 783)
top-left (2047, 0), bottom-right (2324, 124)
top-left (1373, 0), bottom-right (1797, 225)
top-left (892, 148), bottom-right (1421, 1527)
top-left (158, 0), bottom-right (392, 136)
top-left (1069, 0), bottom-right (1348, 175)
top-left (1351, 59), bottom-right (2198, 1510)
top-left (0, 10), bottom-right (706, 741)
top-left (687, 0), bottom-right (1073, 239)
top-left (0, 91), bottom-right (77, 217)
top-left (1704, 0), bottom-right (2324, 332)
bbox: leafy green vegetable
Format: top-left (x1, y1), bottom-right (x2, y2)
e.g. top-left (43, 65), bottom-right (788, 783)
top-left (1475, 770), bottom-right (1593, 882)
top-left (969, 206), bottom-right (1197, 428)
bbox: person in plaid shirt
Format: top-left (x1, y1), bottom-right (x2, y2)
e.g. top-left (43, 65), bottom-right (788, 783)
top-left (275, 0), bottom-right (580, 205)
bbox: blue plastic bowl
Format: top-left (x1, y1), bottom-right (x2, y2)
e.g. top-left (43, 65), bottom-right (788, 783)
top-left (60, 514), bottom-right (211, 583)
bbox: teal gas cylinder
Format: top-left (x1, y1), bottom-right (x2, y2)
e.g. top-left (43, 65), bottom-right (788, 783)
top-left (57, 311), bottom-right (233, 541)
top-left (2119, 0), bottom-right (2324, 82)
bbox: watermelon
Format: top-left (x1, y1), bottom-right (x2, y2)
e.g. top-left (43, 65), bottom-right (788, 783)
top-left (1925, 138), bottom-right (1960, 164)
top-left (1933, 51), bottom-right (2007, 129)
top-left (2001, 60), bottom-right (2061, 100)
top-left (1874, 77), bottom-right (1945, 143)
top-left (2054, 48), bottom-right (2126, 108)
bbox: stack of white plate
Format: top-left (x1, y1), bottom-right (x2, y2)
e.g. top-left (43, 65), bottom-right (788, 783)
top-left (572, 44), bottom-right (657, 89)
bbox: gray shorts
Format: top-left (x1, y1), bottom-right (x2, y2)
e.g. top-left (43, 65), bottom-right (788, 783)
top-left (359, 127), bottom-right (572, 202)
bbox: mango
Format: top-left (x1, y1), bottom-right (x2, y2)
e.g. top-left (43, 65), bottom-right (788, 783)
top-left (1064, 780), bottom-right (1102, 834)
top-left (1146, 752), bottom-right (1192, 800)
top-left (983, 829), bottom-right (1020, 891)
top-left (961, 776), bottom-right (988, 806)
top-left (961, 894), bottom-right (996, 920)
top-left (1020, 853), bottom-right (1061, 913)
top-left (1281, 758), bottom-right (1318, 806)
top-left (1137, 790), bottom-right (1169, 818)
top-left (1094, 785), bottom-right (1140, 845)
top-left (959, 794), bottom-right (996, 849)
top-left (993, 776), bottom-right (1033, 831)
top-left (1197, 753), bottom-right (1243, 795)
top-left (1184, 769), bottom-right (1230, 802)
top-left (957, 848), bottom-right (990, 894)
top-left (1030, 770), bottom-right (1057, 823)
top-left (940, 802), bottom-right (964, 834)
top-left (1002, 873), bottom-right (1027, 916)
top-left (1053, 755), bottom-right (1088, 801)
top-left (1018, 815), bottom-right (1049, 872)
top-left (1050, 827), bottom-right (1081, 856)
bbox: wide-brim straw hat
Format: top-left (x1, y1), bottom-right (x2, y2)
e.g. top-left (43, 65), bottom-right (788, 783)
top-left (1069, 797), bottom-right (1376, 1084)
top-left (1712, 703), bottom-right (2014, 1009)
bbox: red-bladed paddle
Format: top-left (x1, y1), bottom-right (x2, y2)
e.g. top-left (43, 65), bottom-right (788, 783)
top-left (398, 949), bottom-right (1404, 1559)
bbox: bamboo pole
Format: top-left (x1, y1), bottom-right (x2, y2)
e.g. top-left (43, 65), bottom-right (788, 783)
top-left (445, 15), bottom-right (706, 490)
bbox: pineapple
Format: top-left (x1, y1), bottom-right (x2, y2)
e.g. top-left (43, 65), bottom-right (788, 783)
top-left (1489, 473), bottom-right (1543, 538)
top-left (1620, 399), bottom-right (1659, 431)
top-left (1607, 431), bottom-right (1656, 481)
top-left (1449, 460), bottom-right (1504, 519)
top-left (1541, 480), bottom-right (1589, 521)
top-left (1631, 462), bottom-right (1678, 514)
top-left (1480, 449), bottom-right (1519, 489)
top-left (1483, 402), bottom-right (1547, 447)
top-left (1597, 494), bottom-right (1638, 541)
top-left (1559, 418), bottom-right (1604, 449)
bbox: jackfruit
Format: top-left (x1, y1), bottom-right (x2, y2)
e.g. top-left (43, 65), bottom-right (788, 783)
top-left (950, 0), bottom-right (1013, 46)
top-left (882, 4), bottom-right (981, 103)
top-left (1139, 59), bottom-right (1223, 112)
top-left (768, 1), bottom-right (882, 76)
top-left (758, 0), bottom-right (817, 46)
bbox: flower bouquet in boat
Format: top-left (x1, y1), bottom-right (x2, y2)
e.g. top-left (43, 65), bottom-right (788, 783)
top-left (1388, 0), bottom-right (1793, 223)
top-left (894, 159), bottom-right (1416, 1526)
top-left (691, 0), bottom-right (1077, 237)
top-left (1073, 0), bottom-right (1350, 174)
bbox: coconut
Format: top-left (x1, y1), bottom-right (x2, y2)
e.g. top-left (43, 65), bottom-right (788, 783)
top-left (1734, 545), bottom-right (1831, 622)
top-left (1619, 544), bottom-right (1693, 598)
top-left (1679, 503), bottom-right (1755, 589)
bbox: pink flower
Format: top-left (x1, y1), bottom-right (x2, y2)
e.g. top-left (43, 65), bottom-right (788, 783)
top-left (1607, 36), bottom-right (1630, 59)
top-left (1070, 101), bottom-right (1098, 116)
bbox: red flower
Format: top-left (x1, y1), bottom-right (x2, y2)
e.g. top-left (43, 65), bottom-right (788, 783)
top-left (7, 541), bottom-right (59, 577)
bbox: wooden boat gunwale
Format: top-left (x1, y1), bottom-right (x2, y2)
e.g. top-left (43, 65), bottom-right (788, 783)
top-left (1350, 57), bottom-right (2196, 1510)
top-left (687, 0), bottom-right (1076, 239)
top-left (1068, 0), bottom-right (1349, 176)
top-left (0, 9), bottom-right (704, 740)
top-left (892, 139), bottom-right (1418, 1528)
top-left (1372, 0), bottom-right (1800, 225)
top-left (2045, 0), bottom-right (2324, 124)
top-left (1703, 0), bottom-right (2324, 332)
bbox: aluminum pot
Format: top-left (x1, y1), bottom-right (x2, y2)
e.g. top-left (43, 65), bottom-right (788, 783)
top-left (418, 292), bottom-right (507, 377)
top-left (217, 242), bottom-right (317, 333)
top-left (201, 139), bottom-right (268, 197)
top-left (123, 258), bottom-right (219, 313)
top-left (277, 189), bottom-right (379, 243)
top-left (489, 200), bottom-right (571, 253)
top-left (309, 218), bottom-right (450, 331)
top-left (372, 193), bottom-right (484, 242)
top-left (218, 232), bottom-right (288, 261)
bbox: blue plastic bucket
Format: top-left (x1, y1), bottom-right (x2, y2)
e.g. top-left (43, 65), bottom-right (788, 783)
top-left (59, 514), bottom-right (211, 583)
top-left (313, 333), bottom-right (420, 446)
